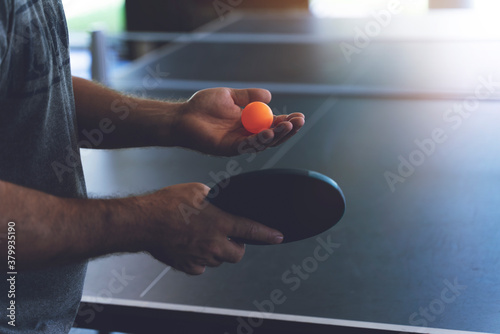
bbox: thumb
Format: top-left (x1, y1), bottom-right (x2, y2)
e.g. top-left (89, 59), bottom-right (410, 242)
top-left (229, 217), bottom-right (284, 245)
top-left (230, 88), bottom-right (272, 108)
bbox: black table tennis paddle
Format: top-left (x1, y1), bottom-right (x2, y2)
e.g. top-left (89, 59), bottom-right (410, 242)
top-left (207, 168), bottom-right (345, 244)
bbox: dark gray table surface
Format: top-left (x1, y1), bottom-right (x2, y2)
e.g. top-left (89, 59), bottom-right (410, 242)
top-left (79, 11), bottom-right (500, 334)
top-left (80, 95), bottom-right (500, 333)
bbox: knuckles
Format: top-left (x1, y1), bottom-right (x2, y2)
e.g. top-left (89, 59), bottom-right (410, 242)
top-left (231, 248), bottom-right (245, 264)
top-left (183, 265), bottom-right (206, 276)
top-left (203, 241), bottom-right (220, 256)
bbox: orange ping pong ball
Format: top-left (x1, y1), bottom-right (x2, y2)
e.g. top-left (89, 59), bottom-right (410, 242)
top-left (241, 102), bottom-right (274, 134)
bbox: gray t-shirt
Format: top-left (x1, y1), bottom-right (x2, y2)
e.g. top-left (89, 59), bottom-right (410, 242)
top-left (0, 0), bottom-right (88, 332)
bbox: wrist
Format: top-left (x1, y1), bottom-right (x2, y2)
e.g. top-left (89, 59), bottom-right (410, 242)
top-left (99, 196), bottom-right (149, 254)
top-left (132, 98), bottom-right (185, 147)
top-left (63, 196), bottom-right (147, 258)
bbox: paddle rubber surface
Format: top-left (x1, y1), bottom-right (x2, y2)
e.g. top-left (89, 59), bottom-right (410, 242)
top-left (208, 169), bottom-right (346, 244)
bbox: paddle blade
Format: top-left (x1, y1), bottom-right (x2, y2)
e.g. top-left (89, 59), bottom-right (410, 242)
top-left (208, 169), bottom-right (345, 244)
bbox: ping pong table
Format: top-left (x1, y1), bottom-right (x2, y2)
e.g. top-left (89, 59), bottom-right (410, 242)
top-left (76, 9), bottom-right (500, 334)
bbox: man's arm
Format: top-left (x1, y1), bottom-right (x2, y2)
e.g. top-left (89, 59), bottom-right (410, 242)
top-left (1, 179), bottom-right (283, 274)
top-left (72, 77), bottom-right (305, 155)
top-left (73, 76), bottom-right (178, 149)
top-left (0, 179), bottom-right (133, 270)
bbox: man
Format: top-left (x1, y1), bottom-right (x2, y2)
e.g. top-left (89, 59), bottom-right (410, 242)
top-left (0, 0), bottom-right (305, 332)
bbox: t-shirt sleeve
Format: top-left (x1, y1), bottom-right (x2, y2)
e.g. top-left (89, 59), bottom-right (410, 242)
top-left (0, 0), bottom-right (11, 70)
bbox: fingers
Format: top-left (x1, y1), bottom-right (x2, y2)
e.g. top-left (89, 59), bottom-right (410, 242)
top-left (233, 113), bottom-right (305, 154)
top-left (270, 113), bottom-right (306, 147)
top-left (229, 217), bottom-right (284, 245)
top-left (179, 238), bottom-right (245, 276)
top-left (273, 113), bottom-right (305, 127)
top-left (199, 234), bottom-right (246, 266)
top-left (221, 238), bottom-right (246, 263)
top-left (232, 129), bottom-right (274, 155)
top-left (182, 264), bottom-right (207, 276)
top-left (183, 210), bottom-right (281, 273)
top-left (230, 88), bottom-right (272, 108)
top-left (269, 122), bottom-right (293, 146)
top-left (243, 113), bottom-right (305, 149)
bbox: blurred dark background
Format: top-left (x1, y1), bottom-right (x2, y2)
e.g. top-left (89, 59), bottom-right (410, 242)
top-left (126, 0), bottom-right (308, 31)
top-left (125, 0), bottom-right (309, 58)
